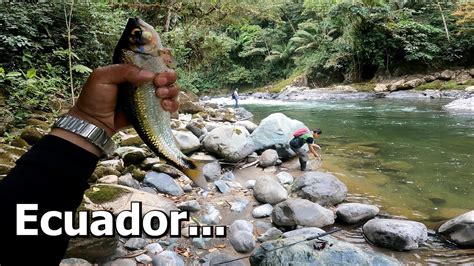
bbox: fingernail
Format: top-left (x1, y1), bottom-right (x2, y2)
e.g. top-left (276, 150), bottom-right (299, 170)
top-left (156, 87), bottom-right (169, 97)
top-left (140, 69), bottom-right (155, 79)
top-left (156, 77), bottom-right (168, 86)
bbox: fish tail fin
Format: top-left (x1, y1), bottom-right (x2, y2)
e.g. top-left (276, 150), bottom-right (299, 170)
top-left (182, 159), bottom-right (213, 190)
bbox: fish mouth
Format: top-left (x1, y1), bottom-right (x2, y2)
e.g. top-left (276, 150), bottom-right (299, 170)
top-left (125, 17), bottom-right (158, 53)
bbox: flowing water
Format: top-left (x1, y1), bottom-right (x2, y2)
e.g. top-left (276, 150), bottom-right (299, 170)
top-left (218, 96), bottom-right (474, 264)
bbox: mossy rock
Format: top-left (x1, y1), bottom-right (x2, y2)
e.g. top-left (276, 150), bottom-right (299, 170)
top-left (84, 185), bottom-right (128, 204)
top-left (26, 118), bottom-right (50, 130)
top-left (120, 135), bottom-right (144, 146)
top-left (89, 165), bottom-right (121, 182)
top-left (20, 127), bottom-right (45, 145)
top-left (125, 164), bottom-right (146, 182)
top-left (0, 163), bottom-right (14, 175)
top-left (10, 137), bottom-right (30, 149)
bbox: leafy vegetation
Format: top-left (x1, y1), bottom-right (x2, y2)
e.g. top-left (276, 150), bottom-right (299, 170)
top-left (0, 1), bottom-right (472, 127)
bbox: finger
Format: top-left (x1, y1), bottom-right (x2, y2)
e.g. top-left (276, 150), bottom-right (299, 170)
top-left (92, 64), bottom-right (155, 86)
top-left (154, 70), bottom-right (177, 87)
top-left (162, 98), bottom-right (179, 112)
top-left (156, 84), bottom-right (179, 98)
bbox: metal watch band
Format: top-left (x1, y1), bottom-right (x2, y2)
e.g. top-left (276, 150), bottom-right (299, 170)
top-left (53, 115), bottom-right (115, 156)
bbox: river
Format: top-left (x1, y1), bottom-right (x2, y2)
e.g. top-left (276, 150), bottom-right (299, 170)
top-left (208, 96), bottom-right (474, 264)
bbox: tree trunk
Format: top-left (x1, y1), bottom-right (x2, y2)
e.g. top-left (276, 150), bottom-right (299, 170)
top-left (64, 0), bottom-right (75, 105)
top-left (164, 0), bottom-right (175, 32)
top-left (437, 1), bottom-right (450, 43)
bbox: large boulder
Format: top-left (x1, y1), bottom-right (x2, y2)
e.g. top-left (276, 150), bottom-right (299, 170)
top-left (234, 107), bottom-right (254, 121)
top-left (363, 219), bottom-right (428, 251)
top-left (438, 210), bottom-right (474, 246)
top-left (336, 203), bottom-right (379, 223)
top-left (172, 129), bottom-right (201, 154)
top-left (202, 125), bottom-right (255, 162)
top-left (235, 120), bottom-right (258, 133)
top-left (271, 198), bottom-right (334, 227)
top-left (444, 97), bottom-right (474, 112)
top-left (253, 176), bottom-right (288, 204)
top-left (250, 113), bottom-right (305, 151)
top-left (229, 220), bottom-right (256, 253)
top-left (250, 235), bottom-right (399, 265)
top-left (293, 171), bottom-right (347, 206)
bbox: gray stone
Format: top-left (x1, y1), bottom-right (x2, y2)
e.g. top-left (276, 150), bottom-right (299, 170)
top-left (246, 180), bottom-right (256, 189)
top-left (276, 171), bottom-right (293, 184)
top-left (234, 107), bottom-right (254, 121)
top-left (115, 146), bottom-right (147, 165)
top-left (202, 125), bottom-right (255, 162)
top-left (173, 129), bottom-right (201, 154)
top-left (293, 171), bottom-right (347, 206)
top-left (230, 198), bottom-right (249, 212)
top-left (192, 237), bottom-right (212, 249)
top-left (179, 101), bottom-right (205, 114)
top-left (363, 219), bottom-right (428, 251)
top-left (177, 200), bottom-right (201, 212)
top-left (259, 149), bottom-right (279, 167)
top-left (203, 160), bottom-right (221, 181)
top-left (208, 252), bottom-right (245, 266)
top-left (444, 97), bottom-right (474, 112)
top-left (98, 174), bottom-right (118, 184)
top-left (374, 84), bottom-right (388, 92)
top-left (336, 203), bottom-right (379, 223)
top-left (65, 235), bottom-right (118, 262)
top-left (274, 143), bottom-right (296, 161)
top-left (60, 258), bottom-right (92, 266)
top-left (135, 254), bottom-right (153, 264)
top-left (98, 159), bottom-right (124, 172)
top-left (152, 250), bottom-right (185, 266)
top-left (246, 152), bottom-right (259, 163)
top-left (140, 157), bottom-right (161, 170)
top-left (103, 259), bottom-right (135, 266)
top-left (214, 180), bottom-right (230, 193)
top-left (440, 69), bottom-right (455, 80)
top-left (144, 171), bottom-right (184, 196)
top-left (252, 204), bottom-right (273, 218)
top-left (235, 120), bottom-right (258, 133)
top-left (250, 113), bottom-right (306, 150)
top-left (145, 243), bottom-right (163, 255)
top-left (253, 176), bottom-right (288, 204)
top-left (250, 235), bottom-right (399, 265)
top-left (118, 173), bottom-right (140, 189)
top-left (221, 171), bottom-right (235, 181)
top-left (182, 183), bottom-right (192, 192)
top-left (229, 220), bottom-right (255, 253)
top-left (257, 227), bottom-right (282, 242)
top-left (272, 199), bottom-right (335, 227)
top-left (282, 227), bottom-right (325, 239)
top-left (255, 221), bottom-right (273, 235)
top-left (186, 120), bottom-right (208, 138)
top-left (201, 204), bottom-right (221, 225)
top-left (124, 237), bottom-right (148, 250)
top-left (438, 210), bottom-right (474, 246)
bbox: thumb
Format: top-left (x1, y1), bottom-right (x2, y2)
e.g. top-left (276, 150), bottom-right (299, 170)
top-left (94, 64), bottom-right (155, 86)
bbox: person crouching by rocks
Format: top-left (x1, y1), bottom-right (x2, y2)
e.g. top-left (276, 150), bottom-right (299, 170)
top-left (289, 128), bottom-right (322, 171)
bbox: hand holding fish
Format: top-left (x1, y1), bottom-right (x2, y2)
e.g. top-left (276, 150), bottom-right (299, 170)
top-left (68, 64), bottom-right (179, 137)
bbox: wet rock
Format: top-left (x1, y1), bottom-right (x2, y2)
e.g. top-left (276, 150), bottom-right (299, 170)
top-left (60, 258), bottom-right (92, 266)
top-left (214, 180), bottom-right (230, 193)
top-left (272, 199), bottom-right (335, 227)
top-left (125, 237), bottom-right (148, 250)
top-left (115, 147), bottom-right (147, 165)
top-left (259, 149), bottom-right (279, 167)
top-left (151, 163), bottom-right (184, 178)
top-left (293, 171), bottom-right (347, 206)
top-left (465, 86), bottom-right (474, 92)
top-left (257, 227), bottom-right (282, 242)
top-left (118, 173), bottom-right (140, 189)
top-left (20, 127), bottom-right (45, 144)
top-left (282, 227), bottom-right (325, 239)
top-left (250, 113), bottom-right (305, 151)
top-left (234, 107), bottom-right (254, 121)
top-left (250, 235), bottom-right (399, 265)
top-left (253, 176), bottom-right (288, 204)
top-left (152, 250), bottom-right (185, 266)
top-left (246, 180), bottom-right (256, 189)
top-left (98, 174), bottom-right (118, 184)
top-left (144, 171), bottom-right (184, 196)
top-left (363, 219), bottom-right (428, 251)
top-left (230, 198), bottom-right (249, 212)
top-left (135, 254), bottom-right (152, 264)
top-left (235, 120), bottom-right (258, 133)
top-left (276, 171), bottom-right (293, 184)
top-left (173, 129), bottom-right (201, 154)
top-left (202, 125), bottom-right (255, 162)
top-left (444, 97), bottom-right (474, 111)
top-left (336, 203), bottom-right (379, 223)
top-left (252, 204), bottom-right (273, 218)
top-left (229, 220), bottom-right (255, 253)
top-left (438, 210), bottom-right (474, 246)
top-left (201, 204), bottom-right (221, 225)
top-left (177, 200), bottom-right (201, 212)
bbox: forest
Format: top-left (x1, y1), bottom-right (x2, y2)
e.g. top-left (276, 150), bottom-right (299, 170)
top-left (0, 0), bottom-right (473, 124)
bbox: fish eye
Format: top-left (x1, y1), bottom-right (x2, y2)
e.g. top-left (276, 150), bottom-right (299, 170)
top-left (131, 28), bottom-right (141, 37)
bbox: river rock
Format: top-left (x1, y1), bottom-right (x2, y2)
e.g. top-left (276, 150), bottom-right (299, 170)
top-left (282, 227), bottom-right (325, 239)
top-left (201, 204), bottom-right (221, 225)
top-left (214, 180), bottom-right (230, 193)
top-left (229, 220), bottom-right (255, 253)
top-left (98, 159), bottom-right (124, 172)
top-left (230, 198), bottom-right (249, 212)
top-left (293, 171), bottom-right (347, 206)
top-left (179, 101), bottom-right (205, 114)
top-left (115, 146), bottom-right (147, 165)
top-left (152, 250), bottom-right (185, 266)
top-left (97, 175), bottom-right (117, 185)
top-left (336, 203), bottom-right (379, 223)
top-left (60, 258), bottom-right (92, 266)
top-left (252, 204), bottom-right (273, 218)
top-left (444, 97), bottom-right (474, 111)
top-left (176, 200), bottom-right (201, 212)
top-left (250, 235), bottom-right (399, 265)
top-left (272, 198), bottom-right (335, 227)
top-left (274, 143), bottom-right (296, 160)
top-left (120, 134), bottom-right (144, 146)
top-left (124, 237), bottom-right (148, 250)
top-left (276, 171), bottom-right (293, 184)
top-left (235, 120), bottom-right (258, 133)
top-left (118, 173), bottom-right (140, 189)
top-left (202, 125), bottom-right (255, 162)
top-left (66, 235), bottom-right (118, 262)
top-left (253, 176), bottom-right (288, 204)
top-left (173, 130), bottom-right (201, 154)
top-left (246, 180), bottom-right (256, 189)
top-left (140, 157), bottom-right (161, 170)
top-left (151, 163), bottom-right (184, 178)
top-left (257, 227), bottom-right (282, 242)
top-left (259, 149), bottom-right (278, 167)
top-left (145, 243), bottom-right (163, 255)
top-left (363, 219), bottom-right (428, 251)
top-left (250, 113), bottom-right (305, 151)
top-left (440, 70), bottom-right (455, 80)
top-left (186, 120), bottom-right (208, 138)
top-left (135, 254), bottom-right (152, 264)
top-left (234, 107), bottom-right (254, 121)
top-left (466, 86), bottom-right (474, 92)
top-left (206, 251), bottom-right (244, 266)
top-left (20, 127), bottom-right (45, 144)
top-left (374, 84), bottom-right (388, 92)
top-left (143, 171), bottom-right (184, 196)
top-left (438, 210), bottom-right (474, 246)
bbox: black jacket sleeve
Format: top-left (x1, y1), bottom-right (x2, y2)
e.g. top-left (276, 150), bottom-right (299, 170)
top-left (0, 135), bottom-right (98, 265)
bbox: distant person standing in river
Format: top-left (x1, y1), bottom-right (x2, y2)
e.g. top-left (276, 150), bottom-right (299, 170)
top-left (231, 88), bottom-right (239, 108)
top-left (289, 128), bottom-right (322, 171)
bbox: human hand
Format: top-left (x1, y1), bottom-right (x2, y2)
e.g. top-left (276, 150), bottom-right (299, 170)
top-left (68, 64), bottom-right (179, 137)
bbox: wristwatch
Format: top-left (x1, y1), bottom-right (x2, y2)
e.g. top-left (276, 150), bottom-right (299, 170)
top-left (53, 115), bottom-right (115, 156)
